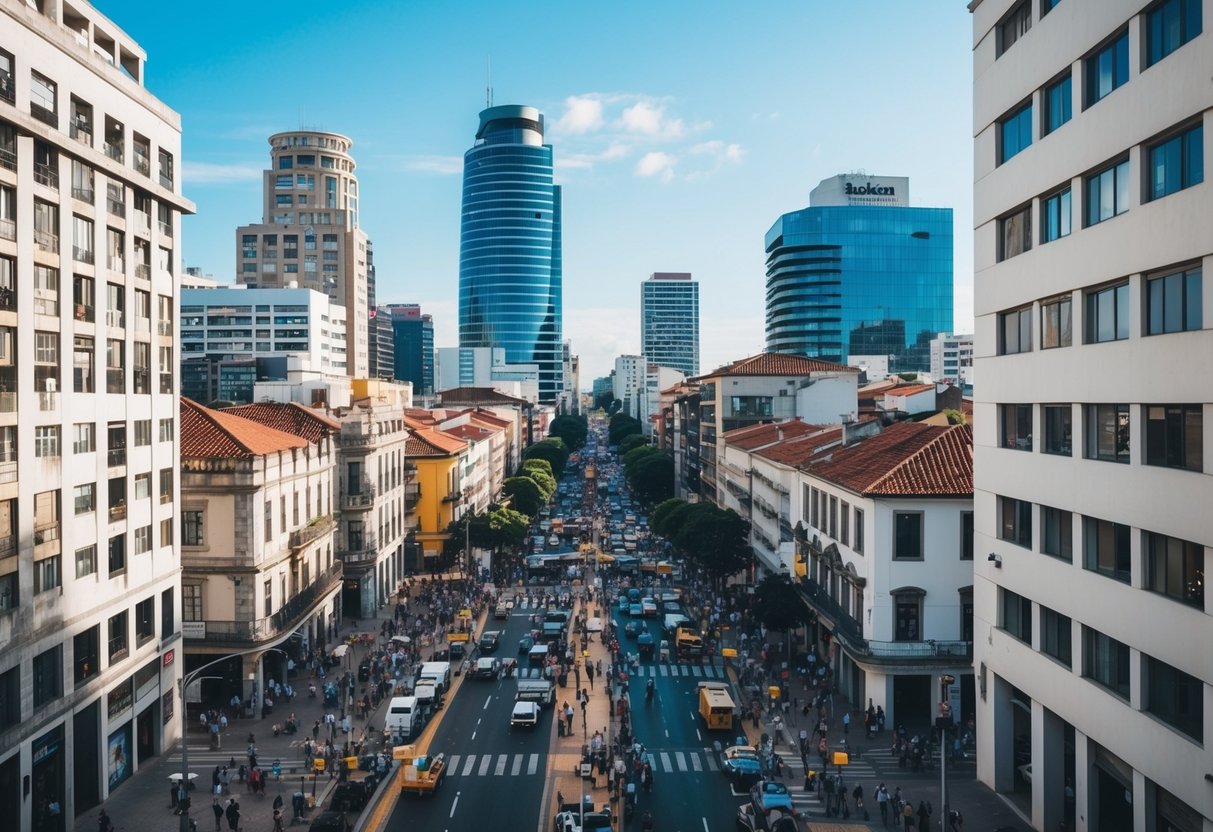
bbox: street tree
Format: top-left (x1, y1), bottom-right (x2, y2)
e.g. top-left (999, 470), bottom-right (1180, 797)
top-left (521, 466), bottom-right (556, 501)
top-left (523, 437), bottom-right (569, 476)
top-left (608, 414), bottom-right (643, 445)
top-left (752, 574), bottom-right (815, 634)
top-left (628, 453), bottom-right (674, 505)
top-left (487, 506), bottom-right (530, 548)
top-left (649, 498), bottom-right (688, 537)
top-left (678, 506), bottom-right (751, 589)
top-left (618, 434), bottom-right (648, 455)
top-left (549, 414), bottom-right (588, 451)
top-left (502, 476), bottom-right (545, 517)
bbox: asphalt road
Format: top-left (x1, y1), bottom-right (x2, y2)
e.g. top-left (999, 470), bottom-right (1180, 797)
top-left (383, 600), bottom-right (554, 832)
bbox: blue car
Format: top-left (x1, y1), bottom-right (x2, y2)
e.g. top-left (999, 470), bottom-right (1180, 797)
top-left (750, 780), bottom-right (795, 815)
top-left (720, 746), bottom-right (763, 787)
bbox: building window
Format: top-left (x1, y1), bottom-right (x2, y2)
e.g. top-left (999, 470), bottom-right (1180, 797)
top-left (828, 495), bottom-right (837, 539)
top-left (961, 511), bottom-right (974, 560)
top-left (1000, 589), bottom-right (1032, 643)
top-left (840, 501), bottom-right (849, 547)
top-left (1042, 74), bottom-right (1072, 136)
top-left (159, 418), bottom-right (173, 443)
top-left (1040, 187), bottom-right (1071, 244)
top-left (264, 500), bottom-right (273, 542)
top-left (1144, 404), bottom-right (1202, 471)
top-left (999, 496), bottom-right (1032, 548)
top-left (1085, 403), bottom-right (1130, 463)
top-left (108, 610), bottom-right (128, 661)
top-left (73, 335), bottom-right (95, 393)
top-left (73, 483), bottom-right (95, 516)
top-left (893, 512), bottom-right (923, 560)
top-left (1145, 530), bottom-right (1204, 607)
top-left (134, 525), bottom-right (151, 555)
top-left (1041, 607), bottom-right (1072, 667)
top-left (809, 487), bottom-right (819, 529)
top-left (1084, 30), bottom-right (1129, 108)
top-left (1145, 655), bottom-right (1203, 740)
top-left (999, 307), bottom-right (1032, 355)
top-left (264, 579), bottom-right (273, 617)
top-left (998, 102), bottom-right (1032, 164)
top-left (160, 518), bottom-right (172, 548)
top-left (134, 420), bottom-right (151, 446)
top-left (1000, 403), bottom-right (1033, 450)
top-left (1040, 296), bottom-right (1072, 348)
top-left (75, 544), bottom-right (96, 579)
top-left (1149, 124), bottom-right (1203, 201)
top-left (34, 555), bottom-right (60, 594)
top-left (1083, 516), bottom-right (1131, 582)
top-left (159, 468), bottom-right (173, 504)
top-left (999, 204), bottom-right (1031, 260)
top-left (892, 591), bottom-right (923, 641)
top-left (161, 587), bottom-right (174, 637)
top-left (32, 645), bottom-right (62, 707)
top-left (135, 597), bottom-right (154, 645)
top-left (1043, 405), bottom-right (1073, 456)
top-left (997, 1), bottom-right (1031, 56)
top-left (1084, 283), bottom-right (1129, 343)
top-left (34, 426), bottom-right (59, 458)
top-left (0, 666), bottom-right (19, 730)
top-left (1085, 160), bottom-right (1130, 225)
top-left (73, 422), bottom-right (95, 454)
top-left (73, 626), bottom-right (99, 686)
top-left (1146, 265), bottom-right (1202, 335)
top-left (182, 584), bottom-right (202, 621)
top-left (134, 473), bottom-right (150, 501)
top-left (854, 508), bottom-right (864, 554)
top-left (1146, 0), bottom-right (1202, 67)
top-left (108, 534), bottom-right (125, 577)
top-left (29, 71), bottom-right (57, 124)
top-left (182, 510), bottom-right (204, 546)
top-left (1083, 627), bottom-right (1130, 699)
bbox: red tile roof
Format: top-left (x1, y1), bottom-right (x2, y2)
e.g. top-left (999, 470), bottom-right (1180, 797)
top-left (224, 402), bottom-right (340, 444)
top-left (883, 383), bottom-right (936, 398)
top-left (751, 427), bottom-right (844, 466)
top-left (723, 419), bottom-right (822, 450)
top-left (696, 352), bottom-right (859, 380)
top-left (443, 424), bottom-right (492, 442)
top-left (808, 421), bottom-right (972, 497)
top-left (406, 426), bottom-right (467, 456)
top-left (180, 398), bottom-right (310, 459)
top-left (468, 409), bottom-right (510, 429)
top-left (436, 387), bottom-right (529, 406)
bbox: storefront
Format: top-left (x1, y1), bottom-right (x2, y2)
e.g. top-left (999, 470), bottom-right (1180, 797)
top-left (31, 724), bottom-right (65, 832)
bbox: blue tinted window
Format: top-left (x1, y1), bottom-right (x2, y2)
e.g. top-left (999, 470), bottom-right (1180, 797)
top-left (1085, 160), bottom-right (1130, 226)
top-left (1085, 31), bottom-right (1129, 107)
top-left (1043, 75), bottom-right (1072, 135)
top-left (1042, 187), bottom-right (1071, 243)
top-left (1042, 0), bottom-right (1062, 13)
top-left (1150, 124), bottom-right (1203, 200)
top-left (999, 103), bottom-right (1033, 164)
top-left (1147, 0), bottom-right (1202, 67)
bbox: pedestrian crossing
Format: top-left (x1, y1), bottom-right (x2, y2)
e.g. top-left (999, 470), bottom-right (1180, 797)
top-left (446, 752), bottom-right (544, 778)
top-left (861, 742), bottom-right (976, 773)
top-left (513, 663), bottom-right (727, 680)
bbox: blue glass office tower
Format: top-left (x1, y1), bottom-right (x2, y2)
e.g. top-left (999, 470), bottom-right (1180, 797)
top-left (459, 105), bottom-right (563, 401)
top-left (765, 175), bottom-right (953, 371)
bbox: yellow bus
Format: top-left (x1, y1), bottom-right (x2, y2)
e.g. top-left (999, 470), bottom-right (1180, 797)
top-left (697, 681), bottom-right (735, 730)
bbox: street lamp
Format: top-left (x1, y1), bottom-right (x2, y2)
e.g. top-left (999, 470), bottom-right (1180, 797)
top-left (938, 674), bottom-right (956, 831)
top-left (176, 646), bottom-right (286, 832)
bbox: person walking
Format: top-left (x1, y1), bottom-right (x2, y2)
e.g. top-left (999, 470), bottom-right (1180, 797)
top-left (917, 800), bottom-right (932, 831)
top-left (211, 799), bottom-right (224, 831)
top-left (224, 798), bottom-right (241, 832)
top-left (875, 783), bottom-right (891, 826)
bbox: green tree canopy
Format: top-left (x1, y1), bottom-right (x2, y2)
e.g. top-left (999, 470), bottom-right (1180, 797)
top-left (627, 453), bottom-right (674, 505)
top-left (487, 506), bottom-right (530, 548)
top-left (751, 574), bottom-right (815, 633)
top-left (608, 414), bottom-right (643, 445)
top-left (521, 467), bottom-right (556, 502)
top-left (593, 391), bottom-right (614, 412)
top-left (622, 444), bottom-right (662, 470)
top-left (650, 498), bottom-right (689, 538)
top-left (676, 505), bottom-right (751, 589)
top-left (549, 414), bottom-right (588, 451)
top-left (520, 457), bottom-right (553, 478)
top-left (523, 437), bottom-right (569, 476)
top-left (618, 434), bottom-right (648, 455)
top-left (502, 476), bottom-right (545, 517)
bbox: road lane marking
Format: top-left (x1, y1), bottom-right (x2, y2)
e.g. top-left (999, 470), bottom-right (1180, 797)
top-left (483, 695), bottom-right (492, 710)
top-left (449, 755), bottom-right (460, 773)
top-left (696, 729), bottom-right (702, 742)
top-left (676, 752), bottom-right (687, 771)
top-left (659, 752), bottom-right (672, 772)
top-left (704, 750), bottom-right (719, 771)
top-left (511, 755), bottom-right (523, 776)
top-left (691, 754), bottom-right (702, 772)
top-left (703, 818), bottom-right (709, 832)
top-left (528, 754), bottom-right (539, 775)
top-left (461, 755), bottom-right (476, 776)
top-left (449, 794), bottom-right (459, 818)
top-left (659, 665), bottom-right (668, 677)
top-left (470, 731), bottom-right (476, 741)
top-left (478, 755), bottom-right (492, 776)
top-left (494, 754), bottom-right (508, 775)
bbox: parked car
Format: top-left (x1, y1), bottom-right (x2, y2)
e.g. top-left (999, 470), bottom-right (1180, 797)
top-left (511, 701), bottom-right (541, 729)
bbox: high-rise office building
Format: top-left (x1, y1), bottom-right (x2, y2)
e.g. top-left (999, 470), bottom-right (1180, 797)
top-left (641, 272), bottom-right (699, 377)
top-left (368, 306), bottom-right (395, 381)
top-left (765, 174), bottom-right (953, 370)
top-left (971, 3), bottom-right (1210, 831)
top-left (459, 105), bottom-right (563, 402)
top-left (0, 3), bottom-right (193, 826)
top-left (388, 304), bottom-right (433, 396)
top-left (235, 130), bottom-right (372, 377)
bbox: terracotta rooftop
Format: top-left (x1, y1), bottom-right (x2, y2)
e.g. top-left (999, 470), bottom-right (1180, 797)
top-left (807, 421), bottom-right (972, 497)
top-left (224, 402), bottom-right (340, 444)
top-left (695, 352), bottom-right (859, 380)
top-left (436, 386), bottom-right (529, 406)
top-left (723, 419), bottom-right (822, 450)
top-left (883, 383), bottom-right (937, 398)
top-left (751, 427), bottom-right (844, 467)
top-left (181, 398), bottom-right (310, 459)
top-left (405, 426), bottom-right (468, 457)
top-left (443, 424), bottom-right (493, 442)
top-left (468, 409), bottom-right (510, 429)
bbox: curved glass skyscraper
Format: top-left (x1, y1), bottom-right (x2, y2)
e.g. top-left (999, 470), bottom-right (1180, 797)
top-left (765, 175), bottom-right (952, 371)
top-left (459, 105), bottom-right (563, 401)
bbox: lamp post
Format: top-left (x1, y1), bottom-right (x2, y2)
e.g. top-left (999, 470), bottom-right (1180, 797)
top-left (938, 674), bottom-right (956, 831)
top-left (177, 647), bottom-right (286, 832)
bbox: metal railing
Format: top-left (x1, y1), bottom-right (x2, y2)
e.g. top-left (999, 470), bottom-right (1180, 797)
top-left (0, 218), bottom-right (13, 241)
top-left (185, 564), bottom-right (343, 644)
top-left (133, 152), bottom-right (150, 176)
top-left (33, 522), bottom-right (59, 546)
top-left (159, 173), bottom-right (173, 190)
top-left (338, 536), bottom-right (379, 564)
top-left (340, 488), bottom-right (375, 510)
top-left (107, 198), bottom-right (125, 218)
top-left (0, 147), bottom-right (14, 172)
top-left (33, 229), bottom-right (58, 252)
top-left (0, 534), bottom-right (14, 557)
top-left (30, 104), bottom-right (56, 127)
top-left (33, 162), bottom-right (58, 189)
top-left (289, 514), bottom-right (335, 549)
top-left (72, 246), bottom-right (94, 264)
top-left (158, 220), bottom-right (172, 238)
top-left (104, 141), bottom-right (124, 163)
top-left (72, 186), bottom-right (94, 203)
top-left (107, 448), bottom-right (126, 467)
top-left (70, 122), bottom-right (92, 145)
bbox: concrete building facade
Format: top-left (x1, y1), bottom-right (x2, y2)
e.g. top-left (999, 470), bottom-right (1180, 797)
top-left (929, 332), bottom-right (974, 387)
top-left (387, 304), bottom-right (433, 396)
top-left (641, 272), bottom-right (699, 377)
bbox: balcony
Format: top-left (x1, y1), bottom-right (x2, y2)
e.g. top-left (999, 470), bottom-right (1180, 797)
top-left (0, 218), bottom-right (13, 241)
top-left (157, 320), bottom-right (172, 336)
top-left (107, 310), bottom-right (124, 328)
top-left (0, 534), bottom-right (14, 557)
top-left (133, 152), bottom-right (150, 177)
top-left (104, 141), bottom-right (124, 163)
top-left (0, 392), bottom-right (14, 413)
top-left (340, 481), bottom-right (375, 511)
top-left (135, 263), bottom-right (150, 281)
top-left (0, 147), bottom-right (14, 172)
top-left (73, 303), bottom-right (92, 322)
top-left (403, 483), bottom-right (421, 513)
top-left (107, 447), bottom-right (126, 467)
top-left (38, 391), bottom-right (57, 411)
top-left (33, 229), bottom-right (58, 252)
top-left (107, 197), bottom-right (125, 218)
top-left (133, 368), bottom-right (149, 394)
top-left (159, 173), bottom-right (173, 191)
top-left (158, 220), bottom-right (172, 238)
top-left (441, 490), bottom-right (462, 504)
top-left (33, 521), bottom-right (59, 549)
top-left (33, 162), bottom-right (58, 190)
top-left (70, 121), bottom-right (92, 146)
top-left (108, 502), bottom-right (126, 522)
top-left (30, 104), bottom-right (56, 127)
top-left (289, 514), bottom-right (335, 550)
top-left (338, 536), bottom-right (378, 565)
top-left (73, 246), bottom-right (94, 264)
top-left (183, 563), bottom-right (343, 645)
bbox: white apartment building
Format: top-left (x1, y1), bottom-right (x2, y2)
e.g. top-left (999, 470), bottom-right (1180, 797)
top-left (561, 340), bottom-right (580, 415)
top-left (0, 3), bottom-right (193, 827)
top-left (433, 345), bottom-right (539, 403)
top-left (972, 2), bottom-right (1211, 830)
top-left (641, 363), bottom-right (686, 438)
top-left (332, 380), bottom-right (418, 618)
top-left (929, 332), bottom-right (975, 387)
top-left (181, 285), bottom-right (348, 372)
top-left (613, 355), bottom-right (644, 420)
top-left (236, 131), bottom-right (372, 377)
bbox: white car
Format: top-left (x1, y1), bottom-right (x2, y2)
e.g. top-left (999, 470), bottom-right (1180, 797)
top-left (511, 701), bottom-right (540, 729)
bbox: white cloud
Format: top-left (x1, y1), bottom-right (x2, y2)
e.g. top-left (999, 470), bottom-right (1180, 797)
top-left (621, 100), bottom-right (684, 139)
top-left (182, 162), bottom-right (262, 185)
top-left (555, 95), bottom-right (605, 134)
top-left (635, 152), bottom-right (676, 183)
top-left (403, 155), bottom-right (463, 175)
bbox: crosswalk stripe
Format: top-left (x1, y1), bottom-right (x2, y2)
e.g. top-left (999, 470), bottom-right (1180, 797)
top-left (462, 755), bottom-right (476, 776)
top-left (510, 755), bottom-right (523, 776)
top-left (659, 752), bottom-right (672, 773)
top-left (478, 755), bottom-right (492, 776)
top-left (528, 754), bottom-right (539, 775)
top-left (494, 754), bottom-right (507, 775)
top-left (704, 749), bottom-right (719, 771)
top-left (658, 665), bottom-right (668, 677)
top-left (692, 665), bottom-right (703, 677)
top-left (690, 753), bottom-right (702, 772)
top-left (449, 755), bottom-right (461, 773)
top-left (675, 752), bottom-right (687, 772)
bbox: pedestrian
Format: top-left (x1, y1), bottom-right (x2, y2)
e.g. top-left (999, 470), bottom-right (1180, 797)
top-left (272, 807), bottom-right (284, 832)
top-left (211, 799), bottom-right (224, 831)
top-left (842, 710), bottom-right (850, 733)
top-left (853, 782), bottom-right (868, 821)
top-left (224, 799), bottom-right (241, 832)
top-left (875, 783), bottom-right (890, 826)
top-left (917, 800), bottom-right (932, 830)
top-left (902, 799), bottom-right (915, 829)
top-left (98, 808), bottom-right (115, 832)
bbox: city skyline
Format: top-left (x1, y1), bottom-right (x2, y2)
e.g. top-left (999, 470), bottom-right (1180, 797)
top-left (94, 0), bottom-right (974, 381)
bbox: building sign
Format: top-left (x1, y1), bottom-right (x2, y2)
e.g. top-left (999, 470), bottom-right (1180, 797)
top-left (163, 649), bottom-right (175, 667)
top-left (181, 621), bottom-right (206, 639)
top-left (809, 174), bottom-right (910, 208)
top-left (162, 690), bottom-right (174, 725)
top-left (32, 726), bottom-right (62, 765)
top-left (107, 724), bottom-right (132, 790)
top-left (844, 182), bottom-right (896, 197)
top-left (107, 679), bottom-right (133, 721)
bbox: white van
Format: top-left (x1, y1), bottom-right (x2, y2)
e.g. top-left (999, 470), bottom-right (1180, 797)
top-left (386, 696), bottom-right (420, 739)
top-left (418, 661), bottom-right (452, 693)
top-left (663, 613), bottom-right (691, 635)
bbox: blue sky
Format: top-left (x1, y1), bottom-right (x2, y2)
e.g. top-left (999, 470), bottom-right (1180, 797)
top-left (98, 0), bottom-right (974, 383)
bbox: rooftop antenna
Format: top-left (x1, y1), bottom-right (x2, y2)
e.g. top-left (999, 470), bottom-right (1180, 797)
top-left (486, 55), bottom-right (493, 109)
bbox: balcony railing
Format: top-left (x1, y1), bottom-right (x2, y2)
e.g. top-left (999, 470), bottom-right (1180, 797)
top-left (107, 197), bottom-right (125, 218)
top-left (0, 534), bottom-right (14, 557)
top-left (107, 447), bottom-right (126, 467)
top-left (159, 173), bottom-right (173, 190)
top-left (157, 320), bottom-right (172, 336)
top-left (33, 522), bottom-right (59, 547)
top-left (184, 563), bottom-right (344, 644)
top-left (135, 263), bottom-right (150, 280)
top-left (0, 218), bottom-right (13, 241)
top-left (403, 484), bottom-right (421, 512)
top-left (442, 490), bottom-right (462, 504)
top-left (33, 163), bottom-right (58, 189)
top-left (30, 104), bottom-right (56, 127)
top-left (104, 141), bottom-right (124, 163)
top-left (338, 536), bottom-right (378, 565)
top-left (0, 147), bottom-right (14, 172)
top-left (0, 392), bottom-right (14, 413)
top-left (158, 220), bottom-right (172, 238)
top-left (72, 187), bottom-right (94, 203)
top-left (108, 502), bottom-right (126, 522)
top-left (72, 246), bottom-right (94, 264)
top-left (33, 229), bottom-right (58, 252)
top-left (340, 483), bottom-right (375, 510)
top-left (70, 122), bottom-right (92, 145)
top-left (289, 514), bottom-right (335, 550)
top-left (133, 152), bottom-right (150, 176)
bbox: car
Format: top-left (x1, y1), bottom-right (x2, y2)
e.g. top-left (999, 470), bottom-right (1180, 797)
top-left (736, 803), bottom-right (797, 832)
top-left (479, 631), bottom-right (501, 654)
top-left (624, 621), bottom-right (639, 638)
top-left (637, 632), bottom-right (654, 656)
top-left (629, 603), bottom-right (643, 618)
top-left (640, 598), bottom-right (658, 617)
top-left (474, 658), bottom-right (501, 679)
top-left (519, 635), bottom-right (535, 654)
top-left (617, 597), bottom-right (630, 613)
top-left (511, 701), bottom-right (540, 728)
top-left (750, 780), bottom-right (795, 815)
top-left (721, 746), bottom-right (763, 787)
top-left (494, 604), bottom-right (509, 619)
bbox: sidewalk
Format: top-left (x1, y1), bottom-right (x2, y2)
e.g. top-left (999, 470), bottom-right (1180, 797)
top-left (98, 593), bottom-right (434, 832)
